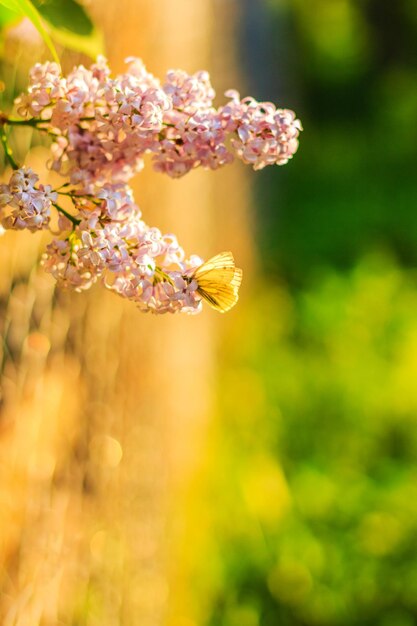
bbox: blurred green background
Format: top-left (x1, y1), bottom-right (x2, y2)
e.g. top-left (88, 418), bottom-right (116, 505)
top-left (189, 1), bottom-right (417, 625)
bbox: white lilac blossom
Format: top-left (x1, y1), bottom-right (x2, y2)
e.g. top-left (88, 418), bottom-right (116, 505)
top-left (0, 58), bottom-right (302, 314)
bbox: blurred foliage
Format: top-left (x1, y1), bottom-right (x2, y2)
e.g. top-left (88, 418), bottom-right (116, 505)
top-left (252, 0), bottom-right (417, 284)
top-left (0, 0), bottom-right (103, 60)
top-left (191, 255), bottom-right (417, 626)
top-left (33, 0), bottom-right (104, 59)
top-left (0, 0), bottom-right (59, 61)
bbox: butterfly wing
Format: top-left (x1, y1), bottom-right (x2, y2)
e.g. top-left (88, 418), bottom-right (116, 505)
top-left (192, 252), bottom-right (243, 313)
top-left (194, 251), bottom-right (236, 275)
top-left (193, 251), bottom-right (236, 283)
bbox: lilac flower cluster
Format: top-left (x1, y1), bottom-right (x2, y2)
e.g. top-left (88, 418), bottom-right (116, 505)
top-left (15, 57), bottom-right (302, 183)
top-left (0, 167), bottom-right (56, 231)
top-left (0, 168), bottom-right (203, 313)
top-left (0, 58), bottom-right (302, 314)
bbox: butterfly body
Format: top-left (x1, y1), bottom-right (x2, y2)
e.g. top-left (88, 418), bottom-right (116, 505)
top-left (190, 251), bottom-right (242, 313)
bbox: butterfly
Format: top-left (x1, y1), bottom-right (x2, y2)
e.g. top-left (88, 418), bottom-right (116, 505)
top-left (191, 251), bottom-right (243, 313)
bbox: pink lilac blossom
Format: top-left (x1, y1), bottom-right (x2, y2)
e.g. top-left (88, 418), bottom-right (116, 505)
top-left (40, 182), bottom-right (203, 313)
top-left (1, 58), bottom-right (303, 314)
top-left (163, 69), bottom-right (215, 113)
top-left (0, 167), bottom-right (57, 231)
top-left (219, 90), bottom-right (302, 169)
top-left (14, 58), bottom-right (302, 184)
top-left (15, 61), bottom-right (63, 118)
top-left (152, 109), bottom-right (233, 178)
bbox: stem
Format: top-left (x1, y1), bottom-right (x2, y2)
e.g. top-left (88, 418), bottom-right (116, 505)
top-left (52, 202), bottom-right (80, 226)
top-left (154, 266), bottom-right (174, 285)
top-left (56, 190), bottom-right (102, 206)
top-left (2, 114), bottom-right (185, 129)
top-left (4, 117), bottom-right (47, 127)
top-left (0, 126), bottom-right (19, 170)
top-left (7, 115), bottom-right (97, 125)
top-left (54, 182), bottom-right (71, 191)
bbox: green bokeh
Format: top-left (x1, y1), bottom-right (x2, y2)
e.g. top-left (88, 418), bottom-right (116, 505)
top-left (206, 256), bottom-right (417, 626)
top-left (204, 1), bottom-right (417, 624)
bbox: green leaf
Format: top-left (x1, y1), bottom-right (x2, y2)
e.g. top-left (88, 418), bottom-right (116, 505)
top-left (33, 0), bottom-right (93, 36)
top-left (46, 20), bottom-right (104, 58)
top-left (0, 0), bottom-right (104, 61)
top-left (0, 4), bottom-right (22, 26)
top-left (0, 0), bottom-right (22, 13)
top-left (10, 0), bottom-right (60, 63)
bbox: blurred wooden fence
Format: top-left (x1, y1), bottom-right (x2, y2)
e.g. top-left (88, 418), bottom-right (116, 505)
top-left (0, 1), bottom-right (252, 625)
